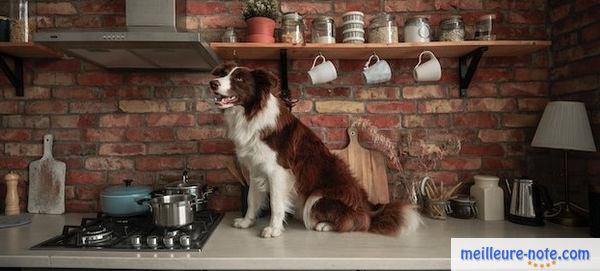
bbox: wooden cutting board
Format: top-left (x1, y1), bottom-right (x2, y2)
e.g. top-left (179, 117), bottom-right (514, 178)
top-left (27, 134), bottom-right (65, 214)
top-left (331, 128), bottom-right (390, 204)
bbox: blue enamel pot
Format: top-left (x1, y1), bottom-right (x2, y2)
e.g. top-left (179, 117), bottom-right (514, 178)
top-left (100, 179), bottom-right (152, 217)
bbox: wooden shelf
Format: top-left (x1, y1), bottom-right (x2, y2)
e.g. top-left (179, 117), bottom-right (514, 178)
top-left (210, 40), bottom-right (550, 60)
top-left (0, 42), bottom-right (63, 58)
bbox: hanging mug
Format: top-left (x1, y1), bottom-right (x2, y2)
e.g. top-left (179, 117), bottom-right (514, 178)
top-left (413, 51), bottom-right (441, 82)
top-left (363, 54), bottom-right (392, 84)
top-left (307, 54), bottom-right (337, 85)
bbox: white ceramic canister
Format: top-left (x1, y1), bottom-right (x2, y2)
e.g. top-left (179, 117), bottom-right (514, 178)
top-left (470, 175), bottom-right (504, 221)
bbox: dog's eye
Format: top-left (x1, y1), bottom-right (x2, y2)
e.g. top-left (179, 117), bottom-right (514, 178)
top-left (234, 77), bottom-right (243, 82)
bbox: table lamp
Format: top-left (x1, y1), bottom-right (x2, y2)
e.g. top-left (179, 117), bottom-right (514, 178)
top-left (531, 101), bottom-right (597, 226)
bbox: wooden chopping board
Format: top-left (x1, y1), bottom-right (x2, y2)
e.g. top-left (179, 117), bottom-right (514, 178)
top-left (331, 128), bottom-right (390, 204)
top-left (28, 134), bottom-right (65, 214)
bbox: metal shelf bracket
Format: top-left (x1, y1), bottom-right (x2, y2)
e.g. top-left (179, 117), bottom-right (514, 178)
top-left (279, 48), bottom-right (296, 111)
top-left (459, 46), bottom-right (488, 97)
top-left (0, 53), bottom-right (24, 97)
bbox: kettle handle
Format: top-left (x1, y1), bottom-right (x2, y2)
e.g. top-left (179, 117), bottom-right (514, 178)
top-left (536, 185), bottom-right (554, 211)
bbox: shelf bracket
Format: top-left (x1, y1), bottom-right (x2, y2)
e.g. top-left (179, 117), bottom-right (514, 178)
top-left (0, 53), bottom-right (24, 97)
top-left (459, 46), bottom-right (488, 97)
top-left (279, 48), bottom-right (295, 111)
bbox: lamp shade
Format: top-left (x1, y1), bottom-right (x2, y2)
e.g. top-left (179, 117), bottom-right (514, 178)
top-left (531, 101), bottom-right (596, 152)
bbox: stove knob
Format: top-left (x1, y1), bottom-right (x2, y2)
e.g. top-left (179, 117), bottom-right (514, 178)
top-left (146, 235), bottom-right (158, 249)
top-left (130, 235), bottom-right (142, 249)
top-left (179, 235), bottom-right (191, 249)
top-left (163, 236), bottom-right (174, 249)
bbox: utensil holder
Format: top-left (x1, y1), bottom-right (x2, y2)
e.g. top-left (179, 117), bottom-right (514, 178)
top-left (425, 199), bottom-right (451, 220)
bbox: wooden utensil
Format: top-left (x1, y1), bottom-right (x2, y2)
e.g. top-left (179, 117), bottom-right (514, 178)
top-left (331, 128), bottom-right (390, 204)
top-left (27, 134), bottom-right (65, 214)
top-left (4, 172), bottom-right (20, 215)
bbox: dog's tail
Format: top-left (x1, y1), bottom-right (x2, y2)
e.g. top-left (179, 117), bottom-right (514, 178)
top-left (369, 201), bottom-right (422, 235)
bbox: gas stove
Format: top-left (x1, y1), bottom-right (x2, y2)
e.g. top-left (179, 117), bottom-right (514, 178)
top-left (31, 210), bottom-right (223, 251)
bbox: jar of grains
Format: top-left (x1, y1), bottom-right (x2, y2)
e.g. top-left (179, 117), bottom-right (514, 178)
top-left (404, 15), bottom-right (431, 42)
top-left (281, 12), bottom-right (304, 44)
top-left (9, 0), bottom-right (28, 43)
top-left (367, 12), bottom-right (398, 43)
top-left (311, 16), bottom-right (336, 44)
top-left (439, 15), bottom-right (465, 41)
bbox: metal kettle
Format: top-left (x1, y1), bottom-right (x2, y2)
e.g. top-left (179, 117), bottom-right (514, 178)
top-left (507, 178), bottom-right (552, 226)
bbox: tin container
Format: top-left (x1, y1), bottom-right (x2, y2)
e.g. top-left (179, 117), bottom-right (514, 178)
top-left (404, 15), bottom-right (431, 42)
top-left (367, 12), bottom-right (398, 43)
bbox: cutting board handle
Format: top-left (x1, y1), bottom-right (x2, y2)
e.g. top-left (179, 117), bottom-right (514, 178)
top-left (347, 127), bottom-right (358, 141)
top-left (43, 134), bottom-right (53, 159)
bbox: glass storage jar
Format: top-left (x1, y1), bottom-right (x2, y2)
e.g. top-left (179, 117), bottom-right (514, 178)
top-left (9, 0), bottom-right (28, 42)
top-left (367, 12), bottom-right (398, 43)
top-left (221, 27), bottom-right (237, 43)
top-left (404, 15), bottom-right (431, 42)
top-left (311, 16), bottom-right (336, 44)
top-left (281, 12), bottom-right (304, 44)
top-left (439, 15), bottom-right (464, 41)
top-left (474, 14), bottom-right (496, 40)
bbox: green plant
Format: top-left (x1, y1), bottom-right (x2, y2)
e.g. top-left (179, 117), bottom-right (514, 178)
top-left (242, 0), bottom-right (281, 21)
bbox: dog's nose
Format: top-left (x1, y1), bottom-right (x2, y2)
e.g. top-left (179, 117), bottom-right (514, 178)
top-left (209, 80), bottom-right (220, 90)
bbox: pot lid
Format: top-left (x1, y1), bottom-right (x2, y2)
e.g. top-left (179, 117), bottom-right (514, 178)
top-left (165, 181), bottom-right (200, 189)
top-left (102, 179), bottom-right (152, 197)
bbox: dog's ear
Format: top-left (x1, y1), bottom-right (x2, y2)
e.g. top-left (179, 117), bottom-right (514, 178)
top-left (211, 62), bottom-right (237, 77)
top-left (251, 69), bottom-right (278, 91)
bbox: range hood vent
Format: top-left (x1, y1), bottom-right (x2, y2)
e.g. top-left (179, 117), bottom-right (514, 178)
top-left (34, 0), bottom-right (219, 71)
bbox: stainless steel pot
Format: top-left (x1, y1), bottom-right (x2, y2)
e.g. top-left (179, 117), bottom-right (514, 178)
top-left (139, 194), bottom-right (197, 228)
top-left (164, 170), bottom-right (201, 198)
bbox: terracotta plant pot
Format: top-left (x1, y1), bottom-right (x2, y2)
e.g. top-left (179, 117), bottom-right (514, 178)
top-left (246, 17), bottom-right (276, 43)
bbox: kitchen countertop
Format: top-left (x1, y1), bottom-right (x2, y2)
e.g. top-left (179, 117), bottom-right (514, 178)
top-left (0, 212), bottom-right (590, 270)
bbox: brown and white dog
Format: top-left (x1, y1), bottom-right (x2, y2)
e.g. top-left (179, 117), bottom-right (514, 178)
top-left (209, 63), bottom-right (420, 238)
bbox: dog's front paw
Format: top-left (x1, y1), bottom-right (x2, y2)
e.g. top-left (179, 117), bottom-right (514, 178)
top-left (232, 217), bottom-right (255, 229)
top-left (315, 222), bottom-right (333, 232)
top-left (260, 226), bottom-right (283, 238)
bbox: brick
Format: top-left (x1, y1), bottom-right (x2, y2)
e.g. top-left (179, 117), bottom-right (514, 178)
top-left (70, 102), bottom-right (117, 113)
top-left (500, 83), bottom-right (547, 97)
top-left (51, 115), bottom-right (97, 128)
top-left (518, 98), bottom-right (548, 111)
top-left (36, 2), bottom-right (77, 15)
top-left (77, 72), bottom-right (123, 86)
top-left (135, 157), bottom-right (183, 171)
top-left (581, 23), bottom-right (600, 43)
top-left (66, 170), bottom-right (105, 185)
top-left (25, 101), bottom-right (68, 114)
top-left (300, 115), bottom-right (349, 128)
top-left (0, 158), bottom-right (28, 169)
top-left (316, 101), bottom-right (364, 113)
top-left (146, 113), bottom-right (195, 126)
top-left (79, 0), bottom-right (125, 13)
top-left (126, 73), bottom-right (170, 86)
top-left (403, 114), bottom-right (449, 128)
top-left (0, 101), bottom-right (18, 114)
top-left (467, 98), bottom-right (516, 112)
top-left (66, 201), bottom-right (97, 212)
top-left (176, 127), bottom-right (226, 140)
top-left (119, 100), bottom-right (167, 113)
top-left (85, 157), bottom-right (134, 170)
top-left (325, 129), bottom-right (349, 142)
top-left (35, 59), bottom-right (81, 72)
top-left (402, 85), bottom-right (445, 99)
top-left (589, 160), bottom-right (600, 175)
top-left (200, 15), bottom-right (245, 28)
top-left (418, 100), bottom-right (464, 113)
top-left (482, 158), bottom-right (522, 170)
top-left (186, 1), bottom-right (227, 15)
top-left (4, 116), bottom-right (49, 128)
top-left (206, 169), bottom-right (237, 184)
top-left (53, 143), bottom-right (96, 157)
top-left (99, 143), bottom-right (146, 156)
top-left (168, 101), bottom-right (187, 112)
top-left (104, 86), bottom-right (152, 98)
top-left (354, 87), bottom-right (398, 100)
top-left (360, 115), bottom-right (401, 128)
top-left (472, 68), bottom-right (512, 82)
top-left (53, 87), bottom-right (98, 99)
top-left (291, 100), bottom-right (313, 113)
top-left (188, 155), bottom-right (234, 170)
top-left (367, 101), bottom-right (416, 113)
top-left (55, 15), bottom-right (103, 28)
top-left (208, 195), bottom-right (240, 212)
top-left (460, 144), bottom-right (505, 156)
top-left (334, 0), bottom-right (380, 13)
top-left (281, 2), bottom-right (332, 14)
top-left (33, 72), bottom-right (75, 86)
top-left (99, 114), bottom-right (144, 127)
top-left (170, 73), bottom-right (213, 86)
top-left (4, 143), bottom-right (42, 156)
top-left (384, 0), bottom-right (434, 11)
top-left (197, 114), bottom-right (224, 125)
top-left (85, 128), bottom-right (125, 142)
top-left (453, 113), bottom-right (498, 128)
top-left (126, 128), bottom-right (175, 142)
top-left (198, 140), bottom-right (235, 154)
top-left (148, 142), bottom-right (198, 155)
top-left (75, 186), bottom-right (103, 200)
top-left (440, 157), bottom-right (482, 170)
top-left (108, 171), bottom-right (156, 185)
top-left (478, 129), bottom-right (525, 142)
top-left (508, 11), bottom-right (545, 24)
top-left (514, 69), bottom-right (549, 81)
top-left (552, 75), bottom-right (598, 95)
top-left (305, 87), bottom-right (351, 97)
top-left (4, 86), bottom-right (51, 99)
top-left (503, 114), bottom-right (540, 127)
top-left (549, 3), bottom-right (571, 22)
top-left (41, 130), bottom-right (81, 141)
top-left (195, 101), bottom-right (211, 112)
top-left (0, 129), bottom-right (31, 141)
top-left (424, 171), bottom-right (458, 184)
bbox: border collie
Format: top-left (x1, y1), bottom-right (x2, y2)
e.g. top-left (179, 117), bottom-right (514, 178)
top-left (209, 63), bottom-right (420, 238)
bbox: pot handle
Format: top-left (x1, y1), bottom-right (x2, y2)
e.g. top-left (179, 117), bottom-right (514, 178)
top-left (136, 198), bottom-right (152, 211)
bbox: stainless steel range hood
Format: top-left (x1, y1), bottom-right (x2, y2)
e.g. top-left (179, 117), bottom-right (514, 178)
top-left (34, 0), bottom-right (219, 70)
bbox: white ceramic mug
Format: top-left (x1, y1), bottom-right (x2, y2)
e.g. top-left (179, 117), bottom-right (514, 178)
top-left (363, 54), bottom-right (392, 84)
top-left (308, 54), bottom-right (337, 85)
top-left (413, 51), bottom-right (441, 82)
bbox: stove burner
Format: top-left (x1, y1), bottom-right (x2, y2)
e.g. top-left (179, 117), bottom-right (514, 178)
top-left (80, 225), bottom-right (113, 245)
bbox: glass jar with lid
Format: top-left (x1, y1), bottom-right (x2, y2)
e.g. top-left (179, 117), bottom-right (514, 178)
top-left (221, 27), bottom-right (237, 43)
top-left (281, 12), bottom-right (304, 44)
top-left (367, 12), bottom-right (398, 43)
top-left (311, 16), bottom-right (336, 44)
top-left (9, 0), bottom-right (28, 42)
top-left (439, 15), bottom-right (465, 41)
top-left (404, 15), bottom-right (431, 42)
top-left (474, 14), bottom-right (496, 40)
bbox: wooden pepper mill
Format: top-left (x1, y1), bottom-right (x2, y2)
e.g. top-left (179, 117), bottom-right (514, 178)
top-left (5, 172), bottom-right (20, 215)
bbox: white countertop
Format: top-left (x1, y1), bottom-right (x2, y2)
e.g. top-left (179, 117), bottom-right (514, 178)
top-left (0, 212), bottom-right (590, 270)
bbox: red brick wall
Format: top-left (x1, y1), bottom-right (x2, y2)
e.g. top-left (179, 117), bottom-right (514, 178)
top-left (530, 0), bottom-right (599, 207)
top-left (0, 0), bottom-right (552, 212)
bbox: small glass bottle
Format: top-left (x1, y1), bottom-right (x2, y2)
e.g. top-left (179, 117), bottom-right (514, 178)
top-left (404, 15), bottom-right (431, 43)
top-left (281, 12), bottom-right (304, 44)
top-left (221, 27), bottom-right (237, 43)
top-left (311, 16), bottom-right (336, 44)
top-left (367, 12), bottom-right (398, 43)
top-left (474, 14), bottom-right (496, 40)
top-left (9, 0), bottom-right (28, 43)
top-left (439, 15), bottom-right (465, 41)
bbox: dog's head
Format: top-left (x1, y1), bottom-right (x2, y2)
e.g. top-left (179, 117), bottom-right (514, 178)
top-left (209, 63), bottom-right (278, 110)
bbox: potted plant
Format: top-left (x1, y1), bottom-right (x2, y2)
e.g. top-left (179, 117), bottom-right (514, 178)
top-left (242, 0), bottom-right (280, 43)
